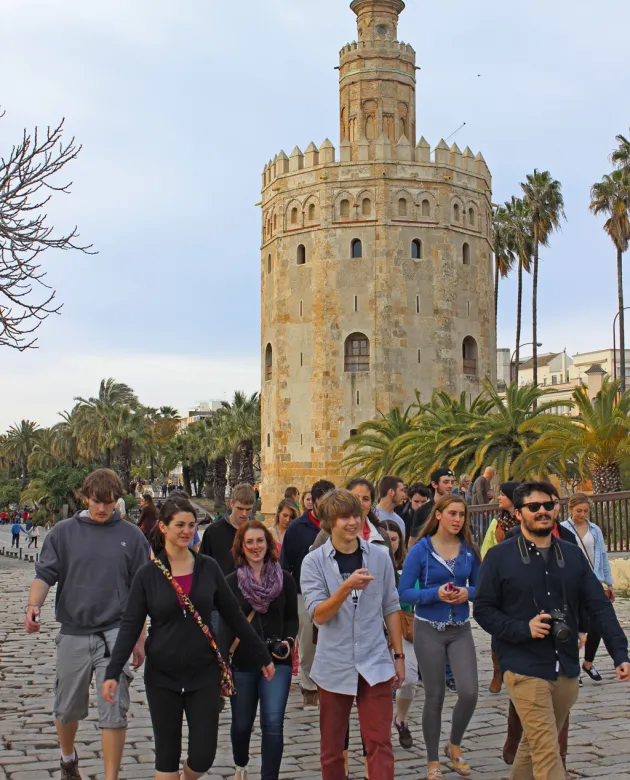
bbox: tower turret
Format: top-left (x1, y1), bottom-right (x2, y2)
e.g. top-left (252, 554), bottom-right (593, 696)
top-left (340, 0), bottom-right (416, 160)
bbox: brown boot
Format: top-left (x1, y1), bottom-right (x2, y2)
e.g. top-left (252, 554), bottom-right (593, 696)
top-left (503, 701), bottom-right (523, 765)
top-left (558, 714), bottom-right (569, 770)
top-left (489, 650), bottom-right (502, 694)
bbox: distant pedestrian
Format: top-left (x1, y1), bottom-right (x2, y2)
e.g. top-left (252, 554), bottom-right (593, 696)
top-left (161, 483), bottom-right (167, 498)
top-left (11, 521), bottom-right (22, 548)
top-left (284, 486), bottom-right (300, 507)
top-left (27, 524), bottom-right (40, 549)
top-left (115, 495), bottom-right (127, 520)
top-left (471, 467), bottom-right (495, 506)
top-left (374, 476), bottom-right (407, 537)
top-left (138, 493), bottom-right (159, 540)
top-left (301, 490), bottom-right (313, 512)
top-left (409, 468), bottom-right (455, 543)
top-left (269, 499), bottom-right (299, 552)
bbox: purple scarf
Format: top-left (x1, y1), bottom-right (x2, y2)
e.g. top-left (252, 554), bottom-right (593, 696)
top-left (237, 560), bottom-right (284, 613)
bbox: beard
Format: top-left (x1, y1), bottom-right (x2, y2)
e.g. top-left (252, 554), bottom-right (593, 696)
top-left (522, 516), bottom-right (554, 537)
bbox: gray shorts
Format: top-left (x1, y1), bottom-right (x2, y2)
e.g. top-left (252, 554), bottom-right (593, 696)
top-left (53, 628), bottom-right (132, 729)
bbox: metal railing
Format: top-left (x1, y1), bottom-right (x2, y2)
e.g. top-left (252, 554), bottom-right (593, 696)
top-left (469, 491), bottom-right (630, 553)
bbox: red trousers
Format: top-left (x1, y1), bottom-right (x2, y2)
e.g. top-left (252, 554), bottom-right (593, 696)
top-left (318, 676), bottom-right (394, 780)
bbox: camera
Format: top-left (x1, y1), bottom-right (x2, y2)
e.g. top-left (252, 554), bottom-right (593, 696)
top-left (542, 609), bottom-right (571, 642)
top-left (267, 637), bottom-right (291, 660)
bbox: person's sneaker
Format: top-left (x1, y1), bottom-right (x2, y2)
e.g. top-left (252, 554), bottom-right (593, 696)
top-left (301, 687), bottom-right (319, 710)
top-left (446, 678), bottom-right (457, 693)
top-left (394, 718), bottom-right (413, 749)
top-left (60, 751), bottom-right (82, 780)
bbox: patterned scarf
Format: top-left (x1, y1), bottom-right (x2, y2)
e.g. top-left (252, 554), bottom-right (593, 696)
top-left (237, 560), bottom-right (284, 614)
top-left (496, 510), bottom-right (520, 542)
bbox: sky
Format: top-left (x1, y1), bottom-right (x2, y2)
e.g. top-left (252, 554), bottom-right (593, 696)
top-left (1, 0), bottom-right (629, 431)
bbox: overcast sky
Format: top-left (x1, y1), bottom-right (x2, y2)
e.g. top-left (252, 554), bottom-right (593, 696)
top-left (1, 0), bottom-right (629, 432)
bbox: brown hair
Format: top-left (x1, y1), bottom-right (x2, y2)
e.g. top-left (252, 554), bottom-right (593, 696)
top-left (274, 499), bottom-right (299, 528)
top-left (150, 496), bottom-right (197, 556)
top-left (568, 493), bottom-right (590, 511)
top-left (231, 483), bottom-right (256, 506)
top-left (418, 494), bottom-right (480, 561)
top-left (317, 488), bottom-right (362, 534)
top-left (81, 469), bottom-right (124, 503)
top-left (232, 519), bottom-right (279, 568)
top-left (381, 520), bottom-right (406, 569)
top-left (284, 486), bottom-right (300, 500)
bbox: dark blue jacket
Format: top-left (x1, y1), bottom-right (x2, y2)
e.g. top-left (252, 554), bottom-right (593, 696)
top-left (280, 510), bottom-right (320, 594)
top-left (474, 535), bottom-right (629, 680)
top-left (398, 536), bottom-right (480, 623)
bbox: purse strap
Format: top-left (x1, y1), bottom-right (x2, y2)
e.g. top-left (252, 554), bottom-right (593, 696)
top-left (569, 521), bottom-right (595, 571)
top-left (229, 610), bottom-right (256, 660)
top-left (153, 558), bottom-right (235, 697)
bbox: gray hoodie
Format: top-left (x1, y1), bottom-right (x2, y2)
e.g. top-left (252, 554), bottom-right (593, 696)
top-left (35, 510), bottom-right (150, 635)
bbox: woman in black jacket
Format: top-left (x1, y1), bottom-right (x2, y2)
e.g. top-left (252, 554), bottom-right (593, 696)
top-left (220, 519), bottom-right (298, 780)
top-left (103, 497), bottom-right (274, 780)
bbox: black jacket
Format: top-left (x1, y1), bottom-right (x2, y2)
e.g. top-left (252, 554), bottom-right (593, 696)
top-left (105, 551), bottom-right (272, 691)
top-left (410, 499), bottom-right (434, 538)
top-left (219, 569), bottom-right (299, 671)
top-left (280, 510), bottom-right (320, 593)
top-left (505, 522), bottom-right (577, 545)
top-left (199, 516), bottom-right (238, 576)
top-left (474, 535), bottom-right (628, 681)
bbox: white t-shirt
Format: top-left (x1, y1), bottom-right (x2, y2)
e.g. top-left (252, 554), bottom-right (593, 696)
top-left (115, 497), bottom-right (126, 518)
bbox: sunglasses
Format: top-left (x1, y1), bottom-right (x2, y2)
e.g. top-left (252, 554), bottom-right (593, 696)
top-left (522, 501), bottom-right (555, 513)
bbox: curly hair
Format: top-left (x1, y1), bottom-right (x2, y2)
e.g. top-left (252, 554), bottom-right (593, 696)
top-left (232, 519), bottom-right (279, 568)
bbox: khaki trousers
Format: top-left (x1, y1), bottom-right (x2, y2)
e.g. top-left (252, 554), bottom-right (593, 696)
top-left (297, 594), bottom-right (317, 692)
top-left (504, 672), bottom-right (579, 780)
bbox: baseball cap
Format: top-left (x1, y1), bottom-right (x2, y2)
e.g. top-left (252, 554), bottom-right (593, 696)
top-left (430, 467), bottom-right (455, 485)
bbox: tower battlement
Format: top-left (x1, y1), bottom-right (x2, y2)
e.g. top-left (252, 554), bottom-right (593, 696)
top-left (339, 39), bottom-right (416, 58)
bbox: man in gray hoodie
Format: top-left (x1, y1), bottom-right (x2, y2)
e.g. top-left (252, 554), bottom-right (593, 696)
top-left (24, 469), bottom-right (149, 780)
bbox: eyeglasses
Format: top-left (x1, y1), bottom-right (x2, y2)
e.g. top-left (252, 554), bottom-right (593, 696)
top-left (522, 501), bottom-right (555, 513)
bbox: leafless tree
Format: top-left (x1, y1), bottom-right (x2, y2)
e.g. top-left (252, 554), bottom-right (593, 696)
top-left (0, 109), bottom-right (94, 350)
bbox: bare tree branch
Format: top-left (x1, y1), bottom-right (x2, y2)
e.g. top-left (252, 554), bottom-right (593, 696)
top-left (0, 109), bottom-right (96, 350)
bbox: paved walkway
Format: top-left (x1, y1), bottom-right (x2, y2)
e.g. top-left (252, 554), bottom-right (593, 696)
top-left (0, 556), bottom-right (629, 780)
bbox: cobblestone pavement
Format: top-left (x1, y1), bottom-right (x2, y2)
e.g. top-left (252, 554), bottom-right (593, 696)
top-left (1, 556), bottom-right (629, 780)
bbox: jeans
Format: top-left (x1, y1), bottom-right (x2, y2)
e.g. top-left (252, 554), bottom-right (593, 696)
top-left (297, 594), bottom-right (317, 691)
top-left (231, 664), bottom-right (292, 779)
top-left (11, 534), bottom-right (19, 548)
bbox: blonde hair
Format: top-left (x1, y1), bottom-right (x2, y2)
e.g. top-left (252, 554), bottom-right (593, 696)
top-left (568, 493), bottom-right (589, 511)
top-left (274, 499), bottom-right (299, 527)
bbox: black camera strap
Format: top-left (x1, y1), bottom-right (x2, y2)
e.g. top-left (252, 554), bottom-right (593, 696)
top-left (518, 535), bottom-right (569, 615)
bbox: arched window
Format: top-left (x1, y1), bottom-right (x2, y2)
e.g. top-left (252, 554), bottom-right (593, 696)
top-left (340, 199), bottom-right (350, 219)
top-left (453, 203), bottom-right (460, 222)
top-left (291, 207), bottom-right (298, 225)
top-left (267, 254), bottom-right (272, 274)
top-left (351, 239), bottom-right (362, 258)
top-left (462, 336), bottom-right (478, 376)
top-left (462, 242), bottom-right (471, 265)
top-left (308, 203), bottom-right (316, 221)
top-left (468, 207), bottom-right (475, 226)
top-left (411, 239), bottom-right (422, 259)
top-left (265, 344), bottom-right (273, 381)
top-left (344, 333), bottom-right (370, 372)
top-left (362, 198), bottom-right (372, 216)
top-left (421, 199), bottom-right (431, 217)
top-left (297, 244), bottom-right (306, 265)
top-left (398, 198), bottom-right (408, 217)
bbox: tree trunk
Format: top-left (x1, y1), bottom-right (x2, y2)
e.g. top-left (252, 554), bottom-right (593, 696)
top-left (229, 448), bottom-right (241, 488)
top-left (149, 452), bottom-right (155, 483)
top-left (532, 224), bottom-right (540, 392)
top-left (182, 464), bottom-right (192, 497)
top-left (237, 439), bottom-right (255, 485)
top-left (205, 459), bottom-right (215, 499)
top-left (494, 256), bottom-right (500, 335)
top-left (617, 246), bottom-right (626, 393)
top-left (514, 259), bottom-right (523, 386)
top-left (21, 459), bottom-right (28, 489)
top-left (105, 448), bottom-right (112, 468)
top-left (592, 463), bottom-right (621, 494)
top-left (213, 456), bottom-right (227, 507)
top-left (118, 439), bottom-right (132, 493)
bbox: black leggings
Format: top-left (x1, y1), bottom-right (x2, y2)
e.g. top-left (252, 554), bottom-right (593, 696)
top-left (585, 623), bottom-right (601, 664)
top-left (145, 682), bottom-right (222, 773)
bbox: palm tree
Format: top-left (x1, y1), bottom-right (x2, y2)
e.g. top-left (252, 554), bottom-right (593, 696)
top-left (502, 197), bottom-right (533, 385)
top-left (220, 392), bottom-right (261, 486)
top-left (612, 132), bottom-right (630, 170)
top-left (29, 428), bottom-right (60, 470)
top-left (103, 407), bottom-right (148, 492)
top-left (75, 378), bottom-right (138, 466)
top-left (521, 171), bottom-right (566, 388)
top-left (492, 205), bottom-right (516, 335)
top-left (515, 380), bottom-right (630, 492)
top-left (590, 169), bottom-right (630, 392)
top-left (5, 420), bottom-right (40, 488)
top-left (51, 406), bottom-right (82, 467)
top-left (341, 405), bottom-right (417, 482)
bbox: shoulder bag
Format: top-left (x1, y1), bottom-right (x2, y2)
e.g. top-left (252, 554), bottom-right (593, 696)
top-left (568, 522), bottom-right (614, 602)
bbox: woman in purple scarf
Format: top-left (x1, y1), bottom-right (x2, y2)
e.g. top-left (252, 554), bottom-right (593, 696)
top-left (219, 520), bottom-right (299, 780)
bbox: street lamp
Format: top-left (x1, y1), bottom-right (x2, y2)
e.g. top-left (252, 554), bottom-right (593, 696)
top-left (510, 342), bottom-right (543, 383)
top-left (612, 307), bottom-right (630, 389)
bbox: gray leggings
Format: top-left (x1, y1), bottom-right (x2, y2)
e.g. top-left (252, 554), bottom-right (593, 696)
top-left (413, 620), bottom-right (478, 762)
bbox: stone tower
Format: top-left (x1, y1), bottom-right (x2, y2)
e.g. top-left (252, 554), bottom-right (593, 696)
top-left (260, 0), bottom-right (495, 513)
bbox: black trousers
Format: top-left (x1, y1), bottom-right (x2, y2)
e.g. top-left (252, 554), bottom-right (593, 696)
top-left (145, 682), bottom-right (221, 773)
top-left (585, 624), bottom-right (601, 664)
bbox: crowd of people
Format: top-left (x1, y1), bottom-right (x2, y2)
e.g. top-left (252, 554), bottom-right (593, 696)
top-left (21, 466), bottom-right (629, 780)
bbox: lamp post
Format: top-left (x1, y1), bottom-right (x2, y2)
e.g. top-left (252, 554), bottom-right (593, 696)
top-left (510, 342), bottom-right (543, 383)
top-left (612, 307), bottom-right (630, 392)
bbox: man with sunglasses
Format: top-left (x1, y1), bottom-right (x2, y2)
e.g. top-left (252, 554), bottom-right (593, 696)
top-left (474, 481), bottom-right (629, 780)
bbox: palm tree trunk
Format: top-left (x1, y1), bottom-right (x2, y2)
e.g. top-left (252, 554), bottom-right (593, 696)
top-left (213, 456), bottom-right (227, 507)
top-left (532, 224), bottom-right (540, 390)
top-left (514, 259), bottom-right (523, 386)
top-left (592, 463), bottom-right (621, 494)
top-left (229, 448), bottom-right (241, 489)
top-left (149, 452), bottom-right (155, 483)
top-left (237, 439), bottom-right (255, 485)
top-left (118, 439), bottom-right (132, 493)
top-left (618, 246), bottom-right (626, 393)
top-left (22, 459), bottom-right (28, 490)
top-left (182, 464), bottom-right (192, 497)
top-left (494, 257), bottom-right (500, 334)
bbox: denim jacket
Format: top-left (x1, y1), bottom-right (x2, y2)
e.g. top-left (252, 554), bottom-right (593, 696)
top-left (561, 519), bottom-right (614, 586)
top-left (398, 536), bottom-right (480, 623)
top-left (301, 538), bottom-right (400, 695)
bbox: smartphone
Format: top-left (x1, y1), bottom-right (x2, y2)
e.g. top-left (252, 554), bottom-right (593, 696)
top-left (445, 582), bottom-right (456, 592)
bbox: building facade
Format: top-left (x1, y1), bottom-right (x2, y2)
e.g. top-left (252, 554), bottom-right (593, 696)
top-left (260, 0), bottom-right (496, 512)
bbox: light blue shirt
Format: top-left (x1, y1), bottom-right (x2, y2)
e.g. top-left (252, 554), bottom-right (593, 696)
top-left (374, 505), bottom-right (406, 537)
top-left (561, 519), bottom-right (614, 586)
top-left (301, 537), bottom-right (400, 695)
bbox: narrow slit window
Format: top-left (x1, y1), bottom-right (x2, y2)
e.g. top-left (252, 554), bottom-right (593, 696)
top-left (412, 239), bottom-right (422, 259)
top-left (299, 300), bottom-right (303, 316)
top-left (354, 295), bottom-right (358, 312)
top-left (356, 391), bottom-right (360, 405)
top-left (351, 238), bottom-right (362, 258)
top-left (417, 348), bottom-right (421, 363)
top-left (416, 295), bottom-right (420, 314)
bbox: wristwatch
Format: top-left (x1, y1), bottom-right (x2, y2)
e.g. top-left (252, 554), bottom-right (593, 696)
top-left (393, 653), bottom-right (405, 660)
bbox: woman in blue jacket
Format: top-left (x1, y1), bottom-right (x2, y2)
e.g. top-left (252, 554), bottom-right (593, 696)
top-left (399, 494), bottom-right (480, 780)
